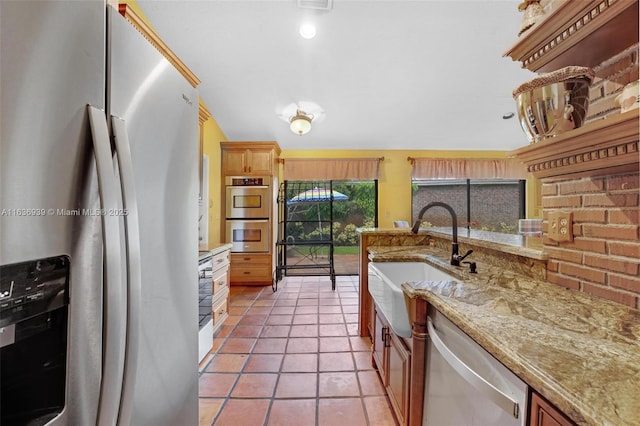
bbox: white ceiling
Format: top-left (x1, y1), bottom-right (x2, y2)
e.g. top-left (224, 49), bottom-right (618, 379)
top-left (138, 0), bottom-right (536, 151)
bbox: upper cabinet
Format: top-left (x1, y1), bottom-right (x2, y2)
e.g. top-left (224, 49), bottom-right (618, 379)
top-left (505, 0), bottom-right (639, 179)
top-left (221, 142), bottom-right (281, 176)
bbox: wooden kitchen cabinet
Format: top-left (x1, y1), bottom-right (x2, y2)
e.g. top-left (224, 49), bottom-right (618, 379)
top-left (387, 330), bottom-right (411, 425)
top-left (373, 304), bottom-right (411, 426)
top-left (530, 391), bottom-right (576, 426)
top-left (373, 308), bottom-right (387, 382)
top-left (221, 141), bottom-right (280, 286)
top-left (221, 142), bottom-right (279, 176)
top-left (210, 247), bottom-right (231, 333)
top-left (229, 253), bottom-right (272, 285)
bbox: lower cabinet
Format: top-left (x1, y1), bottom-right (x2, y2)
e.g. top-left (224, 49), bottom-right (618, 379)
top-left (211, 248), bottom-right (231, 334)
top-left (230, 253), bottom-right (272, 284)
top-left (373, 304), bottom-right (411, 426)
top-left (529, 391), bottom-right (576, 426)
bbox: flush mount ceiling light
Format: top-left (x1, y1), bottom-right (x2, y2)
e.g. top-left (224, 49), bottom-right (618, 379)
top-left (289, 110), bottom-right (313, 135)
top-left (299, 23), bottom-right (316, 39)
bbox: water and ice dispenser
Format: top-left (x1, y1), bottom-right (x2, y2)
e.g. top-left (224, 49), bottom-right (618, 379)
top-left (0, 255), bottom-right (70, 425)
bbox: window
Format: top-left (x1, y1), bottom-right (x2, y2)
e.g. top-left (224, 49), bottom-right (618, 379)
top-left (411, 179), bottom-right (525, 234)
top-left (278, 180), bottom-right (378, 276)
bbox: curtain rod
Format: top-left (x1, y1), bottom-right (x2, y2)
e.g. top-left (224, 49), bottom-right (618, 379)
top-left (407, 157), bottom-right (517, 163)
top-left (278, 157), bottom-right (384, 164)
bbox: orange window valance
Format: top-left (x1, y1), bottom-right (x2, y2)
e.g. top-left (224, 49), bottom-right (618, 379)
top-left (282, 157), bottom-right (383, 181)
top-left (409, 157), bottom-right (528, 180)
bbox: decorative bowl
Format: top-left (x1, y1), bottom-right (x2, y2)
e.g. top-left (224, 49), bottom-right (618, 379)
top-left (513, 66), bottom-right (595, 143)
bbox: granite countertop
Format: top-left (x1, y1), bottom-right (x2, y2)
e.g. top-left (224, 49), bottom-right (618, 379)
top-left (358, 226), bottom-right (547, 260)
top-left (199, 243), bottom-right (233, 261)
top-left (368, 245), bottom-right (640, 426)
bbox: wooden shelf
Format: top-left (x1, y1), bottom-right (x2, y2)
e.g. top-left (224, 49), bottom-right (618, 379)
top-left (510, 109), bottom-right (639, 179)
top-left (503, 0), bottom-right (639, 73)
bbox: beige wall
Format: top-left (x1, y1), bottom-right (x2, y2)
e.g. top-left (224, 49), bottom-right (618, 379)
top-left (201, 115), bottom-right (227, 247)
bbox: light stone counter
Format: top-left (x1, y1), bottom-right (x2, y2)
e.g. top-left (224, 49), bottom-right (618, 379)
top-left (367, 244), bottom-right (640, 426)
top-left (199, 243), bottom-right (233, 262)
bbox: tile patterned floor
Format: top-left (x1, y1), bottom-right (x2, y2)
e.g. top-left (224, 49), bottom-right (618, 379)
top-left (198, 276), bottom-right (399, 426)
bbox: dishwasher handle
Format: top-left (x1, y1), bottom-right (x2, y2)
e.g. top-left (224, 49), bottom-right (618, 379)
top-left (427, 318), bottom-right (520, 419)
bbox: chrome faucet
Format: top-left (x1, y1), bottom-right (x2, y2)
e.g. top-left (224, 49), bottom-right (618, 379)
top-left (411, 201), bottom-right (473, 266)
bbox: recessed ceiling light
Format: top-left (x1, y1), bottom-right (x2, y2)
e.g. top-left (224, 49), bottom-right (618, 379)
top-left (299, 23), bottom-right (316, 39)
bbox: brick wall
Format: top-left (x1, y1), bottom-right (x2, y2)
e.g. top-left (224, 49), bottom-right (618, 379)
top-left (542, 172), bottom-right (640, 307)
top-left (587, 43), bottom-right (639, 122)
top-left (535, 20), bottom-right (640, 308)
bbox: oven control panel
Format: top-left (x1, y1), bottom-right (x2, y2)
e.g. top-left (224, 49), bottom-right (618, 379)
top-left (226, 176), bottom-right (269, 186)
top-left (0, 255), bottom-right (69, 327)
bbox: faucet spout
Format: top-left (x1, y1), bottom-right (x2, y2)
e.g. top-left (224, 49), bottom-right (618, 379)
top-left (411, 201), bottom-right (460, 265)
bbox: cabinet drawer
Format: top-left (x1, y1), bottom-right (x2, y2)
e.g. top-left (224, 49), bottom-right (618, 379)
top-left (231, 253), bottom-right (271, 266)
top-left (211, 250), bottom-right (230, 272)
top-left (212, 297), bottom-right (229, 328)
top-left (230, 265), bottom-right (272, 284)
top-left (212, 266), bottom-right (229, 298)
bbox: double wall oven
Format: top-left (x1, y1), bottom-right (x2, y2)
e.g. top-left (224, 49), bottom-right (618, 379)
top-left (225, 176), bottom-right (270, 253)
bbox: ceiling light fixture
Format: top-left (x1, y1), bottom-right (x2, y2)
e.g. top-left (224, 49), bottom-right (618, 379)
top-left (299, 23), bottom-right (316, 39)
top-left (289, 110), bottom-right (313, 135)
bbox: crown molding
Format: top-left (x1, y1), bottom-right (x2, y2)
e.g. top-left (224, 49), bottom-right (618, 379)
top-left (118, 4), bottom-right (200, 88)
top-left (199, 99), bottom-right (212, 125)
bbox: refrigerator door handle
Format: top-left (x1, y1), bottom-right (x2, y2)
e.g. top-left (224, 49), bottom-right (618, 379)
top-left (111, 116), bottom-right (142, 425)
top-left (87, 105), bottom-right (127, 426)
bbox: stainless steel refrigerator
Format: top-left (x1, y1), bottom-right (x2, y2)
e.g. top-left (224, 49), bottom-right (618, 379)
top-left (0, 1), bottom-right (199, 425)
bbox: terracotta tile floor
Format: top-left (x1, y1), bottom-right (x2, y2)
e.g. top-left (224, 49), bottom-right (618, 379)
top-left (198, 276), bottom-right (399, 426)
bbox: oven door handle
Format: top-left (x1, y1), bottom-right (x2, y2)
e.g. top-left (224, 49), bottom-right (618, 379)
top-left (427, 318), bottom-right (520, 419)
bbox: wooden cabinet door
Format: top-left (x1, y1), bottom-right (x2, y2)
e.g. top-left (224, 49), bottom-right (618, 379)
top-left (246, 149), bottom-right (272, 175)
top-left (221, 148), bottom-right (272, 175)
top-left (387, 331), bottom-right (411, 426)
top-left (372, 309), bottom-right (388, 385)
top-left (529, 392), bottom-right (575, 426)
top-left (222, 149), bottom-right (248, 175)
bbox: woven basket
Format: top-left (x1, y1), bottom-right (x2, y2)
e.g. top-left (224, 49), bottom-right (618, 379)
top-left (513, 66), bottom-right (595, 98)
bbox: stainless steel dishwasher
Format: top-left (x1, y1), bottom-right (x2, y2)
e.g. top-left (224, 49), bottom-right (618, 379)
top-left (424, 309), bottom-right (528, 426)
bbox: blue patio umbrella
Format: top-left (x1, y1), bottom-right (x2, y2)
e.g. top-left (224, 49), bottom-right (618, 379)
top-left (287, 187), bottom-right (348, 204)
top-left (287, 187), bottom-right (348, 239)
